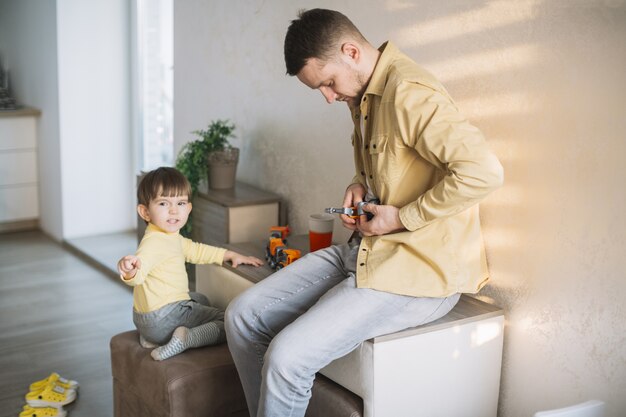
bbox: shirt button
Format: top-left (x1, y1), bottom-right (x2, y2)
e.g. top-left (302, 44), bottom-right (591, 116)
top-left (363, 96), bottom-right (367, 101)
top-left (372, 144), bottom-right (376, 149)
top-left (360, 171), bottom-right (365, 176)
top-left (364, 115), bottom-right (368, 120)
top-left (362, 248), bottom-right (367, 251)
top-left (369, 175), bottom-right (373, 179)
top-left (360, 263), bottom-right (365, 266)
top-left (365, 144), bottom-right (369, 149)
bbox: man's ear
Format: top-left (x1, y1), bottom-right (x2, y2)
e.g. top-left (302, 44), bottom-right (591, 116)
top-left (137, 204), bottom-right (150, 223)
top-left (341, 42), bottom-right (360, 63)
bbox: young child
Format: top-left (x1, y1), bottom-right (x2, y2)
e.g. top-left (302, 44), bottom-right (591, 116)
top-left (117, 166), bottom-right (263, 361)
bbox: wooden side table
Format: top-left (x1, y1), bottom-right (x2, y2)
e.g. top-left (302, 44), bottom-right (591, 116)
top-left (191, 182), bottom-right (285, 246)
top-left (196, 238), bottom-right (504, 417)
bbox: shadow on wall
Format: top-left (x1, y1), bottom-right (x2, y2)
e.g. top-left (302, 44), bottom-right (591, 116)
top-left (225, 2), bottom-right (625, 413)
top-left (372, 1), bottom-right (626, 416)
top-left (239, 119), bottom-right (355, 244)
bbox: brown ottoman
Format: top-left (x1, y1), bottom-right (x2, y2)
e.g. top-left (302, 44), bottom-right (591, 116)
top-left (110, 330), bottom-right (362, 417)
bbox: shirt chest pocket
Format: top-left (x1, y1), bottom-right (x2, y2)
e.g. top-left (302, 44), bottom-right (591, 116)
top-left (369, 134), bottom-right (401, 182)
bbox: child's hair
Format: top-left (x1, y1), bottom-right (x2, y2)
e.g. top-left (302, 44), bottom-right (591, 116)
top-left (137, 167), bottom-right (192, 206)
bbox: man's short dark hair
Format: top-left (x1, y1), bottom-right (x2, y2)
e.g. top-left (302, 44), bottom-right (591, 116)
top-left (284, 9), bottom-right (366, 76)
top-left (137, 167), bottom-right (192, 207)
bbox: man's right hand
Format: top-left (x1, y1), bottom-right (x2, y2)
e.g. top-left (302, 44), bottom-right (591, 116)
top-left (118, 255), bottom-right (141, 280)
top-left (341, 183), bottom-right (367, 230)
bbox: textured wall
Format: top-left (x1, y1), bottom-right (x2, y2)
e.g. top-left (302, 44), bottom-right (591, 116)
top-left (174, 1), bottom-right (626, 416)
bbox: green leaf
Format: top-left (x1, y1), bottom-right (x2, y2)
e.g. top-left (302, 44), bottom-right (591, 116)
top-left (175, 119), bottom-right (236, 197)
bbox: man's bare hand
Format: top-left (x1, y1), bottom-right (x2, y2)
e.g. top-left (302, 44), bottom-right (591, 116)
top-left (356, 203), bottom-right (406, 236)
top-left (341, 183), bottom-right (367, 230)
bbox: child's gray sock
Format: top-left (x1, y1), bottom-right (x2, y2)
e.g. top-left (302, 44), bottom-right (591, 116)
top-left (187, 320), bottom-right (226, 347)
top-left (150, 322), bottom-right (224, 361)
top-left (151, 327), bottom-right (188, 360)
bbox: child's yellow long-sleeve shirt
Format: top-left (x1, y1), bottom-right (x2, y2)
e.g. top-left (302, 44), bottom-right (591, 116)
top-left (121, 223), bottom-right (227, 313)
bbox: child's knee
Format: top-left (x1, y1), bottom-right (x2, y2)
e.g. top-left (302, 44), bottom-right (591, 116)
top-left (189, 291), bottom-right (210, 306)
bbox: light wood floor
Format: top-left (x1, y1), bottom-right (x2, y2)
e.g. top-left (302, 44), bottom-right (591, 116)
top-left (0, 231), bottom-right (134, 417)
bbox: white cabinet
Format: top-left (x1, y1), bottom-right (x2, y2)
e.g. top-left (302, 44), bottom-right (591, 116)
top-left (0, 108), bottom-right (40, 231)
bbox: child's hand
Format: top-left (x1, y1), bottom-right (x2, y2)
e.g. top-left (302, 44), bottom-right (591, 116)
top-left (118, 255), bottom-right (141, 279)
top-left (224, 250), bottom-right (264, 268)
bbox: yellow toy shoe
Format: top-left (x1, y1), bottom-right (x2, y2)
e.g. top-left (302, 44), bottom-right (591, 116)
top-left (19, 404), bottom-right (67, 417)
top-left (25, 383), bottom-right (76, 408)
top-left (29, 372), bottom-right (79, 392)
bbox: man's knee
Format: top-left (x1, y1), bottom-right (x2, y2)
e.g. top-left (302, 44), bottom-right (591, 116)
top-left (264, 338), bottom-right (304, 378)
top-left (224, 289), bottom-right (256, 335)
top-left (263, 336), bottom-right (317, 394)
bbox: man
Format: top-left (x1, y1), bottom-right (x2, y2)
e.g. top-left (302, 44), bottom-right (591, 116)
top-left (225, 9), bottom-right (503, 417)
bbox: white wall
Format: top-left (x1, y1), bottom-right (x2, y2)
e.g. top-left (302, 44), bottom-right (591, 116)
top-left (174, 0), bottom-right (356, 243)
top-left (56, 0), bottom-right (133, 239)
top-left (0, 0), bottom-right (134, 240)
top-left (0, 0), bottom-right (63, 239)
top-left (174, 1), bottom-right (626, 416)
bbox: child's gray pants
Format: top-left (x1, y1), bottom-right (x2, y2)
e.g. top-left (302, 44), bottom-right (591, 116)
top-left (133, 292), bottom-right (224, 345)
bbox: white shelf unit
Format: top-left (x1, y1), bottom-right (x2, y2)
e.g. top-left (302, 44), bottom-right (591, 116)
top-left (0, 108), bottom-right (40, 232)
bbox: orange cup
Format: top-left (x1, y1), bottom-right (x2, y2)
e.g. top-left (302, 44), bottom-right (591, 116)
top-left (308, 213), bottom-right (334, 252)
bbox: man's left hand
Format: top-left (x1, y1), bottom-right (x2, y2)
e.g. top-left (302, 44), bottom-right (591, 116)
top-left (357, 203), bottom-right (406, 236)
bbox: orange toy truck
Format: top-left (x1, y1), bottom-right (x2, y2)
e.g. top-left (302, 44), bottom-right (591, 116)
top-left (266, 226), bottom-right (301, 270)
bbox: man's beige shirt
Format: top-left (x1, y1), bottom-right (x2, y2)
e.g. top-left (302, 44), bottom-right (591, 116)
top-left (351, 42), bottom-right (504, 298)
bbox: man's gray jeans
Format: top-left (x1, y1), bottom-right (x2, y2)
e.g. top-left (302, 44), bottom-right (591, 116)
top-left (225, 242), bottom-right (460, 417)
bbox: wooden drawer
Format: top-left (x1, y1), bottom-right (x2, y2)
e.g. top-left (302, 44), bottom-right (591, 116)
top-left (0, 151), bottom-right (38, 186)
top-left (190, 182), bottom-right (283, 246)
top-left (0, 110), bottom-right (40, 228)
top-left (192, 199), bottom-right (279, 246)
top-left (0, 185), bottom-right (39, 222)
top-left (0, 117), bottom-right (37, 150)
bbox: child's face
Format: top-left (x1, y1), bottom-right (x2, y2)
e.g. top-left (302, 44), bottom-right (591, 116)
top-left (137, 193), bottom-right (191, 234)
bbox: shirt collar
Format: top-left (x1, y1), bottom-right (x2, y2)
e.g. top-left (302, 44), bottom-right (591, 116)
top-left (362, 41), bottom-right (400, 99)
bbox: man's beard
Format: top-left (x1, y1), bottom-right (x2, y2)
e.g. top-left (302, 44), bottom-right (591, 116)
top-left (346, 70), bottom-right (368, 108)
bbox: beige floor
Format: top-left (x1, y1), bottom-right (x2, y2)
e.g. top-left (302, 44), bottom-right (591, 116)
top-left (0, 231), bottom-right (134, 417)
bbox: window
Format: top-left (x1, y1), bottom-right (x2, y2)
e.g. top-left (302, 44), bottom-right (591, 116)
top-left (135, 0), bottom-right (173, 171)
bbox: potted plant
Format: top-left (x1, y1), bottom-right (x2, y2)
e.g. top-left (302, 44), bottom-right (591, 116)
top-left (175, 119), bottom-right (239, 195)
